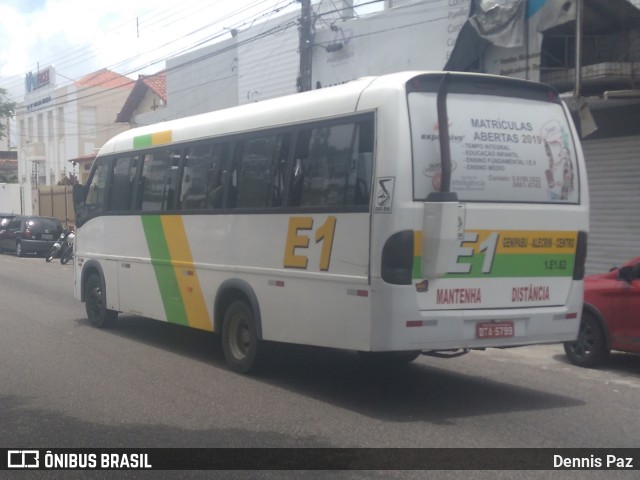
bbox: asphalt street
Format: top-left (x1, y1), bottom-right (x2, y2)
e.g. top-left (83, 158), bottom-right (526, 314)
top-left (0, 253), bottom-right (638, 480)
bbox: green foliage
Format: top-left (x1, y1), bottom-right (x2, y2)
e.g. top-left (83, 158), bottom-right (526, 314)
top-left (57, 173), bottom-right (78, 185)
top-left (0, 87), bottom-right (16, 141)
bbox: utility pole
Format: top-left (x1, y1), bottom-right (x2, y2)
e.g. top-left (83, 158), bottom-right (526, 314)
top-left (574, 0), bottom-right (583, 97)
top-left (297, 0), bottom-right (313, 92)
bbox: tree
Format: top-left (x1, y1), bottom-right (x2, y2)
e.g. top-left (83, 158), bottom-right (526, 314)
top-left (57, 173), bottom-right (78, 185)
top-left (0, 87), bottom-right (16, 142)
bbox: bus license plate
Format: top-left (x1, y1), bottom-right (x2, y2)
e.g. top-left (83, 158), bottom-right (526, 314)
top-left (476, 321), bottom-right (514, 339)
top-left (41, 234), bottom-right (53, 240)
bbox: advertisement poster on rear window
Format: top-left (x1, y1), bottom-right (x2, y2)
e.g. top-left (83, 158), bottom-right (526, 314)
top-left (409, 93), bottom-right (578, 204)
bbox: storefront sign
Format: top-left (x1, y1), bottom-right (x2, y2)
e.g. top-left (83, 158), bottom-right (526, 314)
top-left (25, 66), bottom-right (55, 93)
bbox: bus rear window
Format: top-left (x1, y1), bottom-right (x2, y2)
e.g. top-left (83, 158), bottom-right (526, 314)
top-left (408, 92), bottom-right (579, 204)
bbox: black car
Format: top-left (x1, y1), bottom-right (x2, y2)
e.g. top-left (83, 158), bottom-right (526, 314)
top-left (0, 216), bottom-right (64, 257)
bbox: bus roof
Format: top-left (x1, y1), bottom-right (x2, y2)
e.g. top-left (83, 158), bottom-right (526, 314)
top-left (98, 75), bottom-right (377, 156)
top-left (97, 70), bottom-right (555, 156)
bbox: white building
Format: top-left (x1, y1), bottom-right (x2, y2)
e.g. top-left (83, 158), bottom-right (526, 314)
top-left (16, 67), bottom-right (132, 213)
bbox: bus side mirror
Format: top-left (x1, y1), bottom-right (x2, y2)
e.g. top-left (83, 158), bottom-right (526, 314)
top-left (421, 192), bottom-right (461, 279)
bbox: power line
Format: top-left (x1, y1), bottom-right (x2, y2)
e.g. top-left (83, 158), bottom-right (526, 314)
top-left (2, 0), bottom-right (438, 103)
top-left (12, 10), bottom-right (301, 132)
top-left (5, 0), bottom-right (262, 76)
top-left (1, 1), bottom-right (294, 100)
top-left (12, 1), bottom-right (299, 118)
top-left (12, 0), bottom-right (462, 128)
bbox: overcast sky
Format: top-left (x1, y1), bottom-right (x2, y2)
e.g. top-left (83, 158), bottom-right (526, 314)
top-left (0, 0), bottom-right (301, 100)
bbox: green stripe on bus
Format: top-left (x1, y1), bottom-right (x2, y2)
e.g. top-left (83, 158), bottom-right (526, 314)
top-left (412, 253), bottom-right (575, 279)
top-left (141, 216), bottom-right (189, 326)
top-left (133, 134), bottom-right (152, 149)
top-left (412, 256), bottom-right (422, 279)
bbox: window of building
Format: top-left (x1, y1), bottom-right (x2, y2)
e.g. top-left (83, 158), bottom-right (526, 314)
top-left (37, 114), bottom-right (43, 142)
top-left (57, 107), bottom-right (64, 139)
top-left (80, 107), bottom-right (97, 138)
top-left (47, 111), bottom-right (54, 141)
top-left (31, 160), bottom-right (46, 187)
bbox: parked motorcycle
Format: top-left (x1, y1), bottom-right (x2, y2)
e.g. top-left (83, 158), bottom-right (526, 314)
top-left (46, 229), bottom-right (70, 262)
top-left (60, 230), bottom-right (75, 264)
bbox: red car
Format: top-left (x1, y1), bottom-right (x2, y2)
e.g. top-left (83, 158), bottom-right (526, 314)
top-left (564, 257), bottom-right (640, 367)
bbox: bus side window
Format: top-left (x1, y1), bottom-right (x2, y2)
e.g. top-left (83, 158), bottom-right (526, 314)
top-left (288, 130), bottom-right (311, 207)
top-left (352, 119), bottom-right (373, 206)
top-left (289, 120), bottom-right (372, 208)
top-left (270, 134), bottom-right (291, 207)
top-left (234, 133), bottom-right (290, 209)
top-left (83, 158), bottom-right (112, 216)
top-left (110, 156), bottom-right (140, 212)
top-left (140, 149), bottom-right (181, 212)
top-left (182, 143), bottom-right (230, 210)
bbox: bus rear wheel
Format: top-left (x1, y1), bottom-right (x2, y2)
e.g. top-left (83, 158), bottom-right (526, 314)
top-left (85, 273), bottom-right (118, 328)
top-left (222, 300), bottom-right (263, 374)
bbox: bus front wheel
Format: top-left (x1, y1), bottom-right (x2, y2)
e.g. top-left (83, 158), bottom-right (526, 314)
top-left (222, 300), bottom-right (263, 374)
top-left (85, 273), bottom-right (118, 328)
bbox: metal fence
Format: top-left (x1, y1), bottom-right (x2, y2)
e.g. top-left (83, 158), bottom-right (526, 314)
top-left (35, 186), bottom-right (75, 227)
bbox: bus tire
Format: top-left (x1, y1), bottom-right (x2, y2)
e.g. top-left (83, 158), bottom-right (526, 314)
top-left (85, 273), bottom-right (118, 329)
top-left (221, 300), bottom-right (263, 374)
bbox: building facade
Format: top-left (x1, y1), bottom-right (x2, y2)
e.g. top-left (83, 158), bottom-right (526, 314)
top-left (16, 67), bottom-right (132, 213)
top-left (116, 73), bottom-right (167, 127)
top-left (12, 0), bottom-right (640, 272)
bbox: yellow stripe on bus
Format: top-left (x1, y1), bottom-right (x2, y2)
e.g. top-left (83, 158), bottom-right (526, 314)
top-left (414, 231), bottom-right (422, 257)
top-left (413, 230), bottom-right (577, 256)
top-left (474, 230), bottom-right (578, 255)
top-left (160, 215), bottom-right (212, 331)
top-left (152, 130), bottom-right (172, 145)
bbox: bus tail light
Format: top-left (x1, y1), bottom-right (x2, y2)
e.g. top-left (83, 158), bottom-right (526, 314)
top-left (572, 231), bottom-right (588, 280)
top-left (381, 230), bottom-right (413, 285)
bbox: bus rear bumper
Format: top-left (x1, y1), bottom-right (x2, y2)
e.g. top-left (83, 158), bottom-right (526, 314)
top-left (372, 307), bottom-right (582, 352)
top-left (368, 280), bottom-right (584, 352)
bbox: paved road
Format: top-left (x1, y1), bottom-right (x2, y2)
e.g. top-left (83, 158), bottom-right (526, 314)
top-left (0, 253), bottom-right (638, 479)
